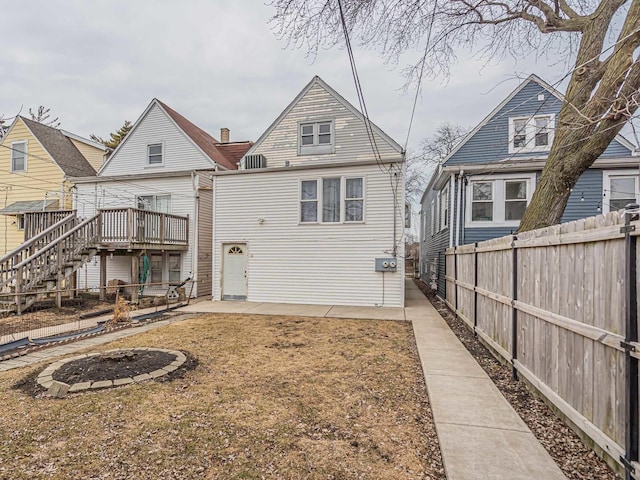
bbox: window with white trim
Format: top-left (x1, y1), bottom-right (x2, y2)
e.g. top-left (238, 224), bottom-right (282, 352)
top-left (345, 178), bottom-right (363, 222)
top-left (300, 176), bottom-right (365, 224)
top-left (147, 143), bottom-right (163, 166)
top-left (466, 173), bottom-right (536, 227)
top-left (508, 115), bottom-right (554, 153)
top-left (603, 170), bottom-right (639, 213)
top-left (430, 199), bottom-right (435, 236)
top-left (11, 141), bottom-right (26, 172)
top-left (168, 254), bottom-right (181, 283)
top-left (298, 121), bottom-right (334, 155)
top-left (439, 185), bottom-right (449, 231)
top-left (16, 214), bottom-right (25, 231)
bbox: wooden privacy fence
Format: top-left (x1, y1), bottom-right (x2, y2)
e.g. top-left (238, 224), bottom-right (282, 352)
top-left (445, 209), bottom-right (640, 478)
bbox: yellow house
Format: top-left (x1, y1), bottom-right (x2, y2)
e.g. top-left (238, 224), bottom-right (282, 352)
top-left (0, 117), bottom-right (105, 255)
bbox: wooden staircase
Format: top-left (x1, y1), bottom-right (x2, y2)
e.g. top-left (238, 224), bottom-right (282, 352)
top-left (0, 213), bottom-right (100, 314)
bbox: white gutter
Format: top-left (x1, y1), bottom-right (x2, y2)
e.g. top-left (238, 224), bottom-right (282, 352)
top-left (448, 174), bottom-right (455, 248)
top-left (455, 170), bottom-right (464, 246)
top-left (211, 174), bottom-right (217, 301)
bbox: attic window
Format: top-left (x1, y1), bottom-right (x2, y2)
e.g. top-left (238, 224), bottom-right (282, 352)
top-left (11, 141), bottom-right (27, 172)
top-left (508, 115), bottom-right (554, 153)
top-left (298, 121), bottom-right (334, 155)
top-left (147, 143), bottom-right (163, 166)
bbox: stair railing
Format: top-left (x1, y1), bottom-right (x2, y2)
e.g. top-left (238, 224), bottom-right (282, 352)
top-left (13, 214), bottom-right (100, 314)
top-left (0, 213), bottom-right (77, 292)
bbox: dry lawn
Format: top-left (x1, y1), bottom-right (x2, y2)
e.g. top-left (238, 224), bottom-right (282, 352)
top-left (0, 313), bottom-right (443, 479)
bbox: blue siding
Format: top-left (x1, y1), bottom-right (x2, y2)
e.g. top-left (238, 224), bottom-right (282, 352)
top-left (464, 227), bottom-right (516, 245)
top-left (444, 79), bottom-right (632, 167)
top-left (420, 177), bottom-right (452, 299)
top-left (446, 82), bottom-right (562, 166)
top-left (561, 169), bottom-right (603, 222)
top-left (601, 139), bottom-right (632, 157)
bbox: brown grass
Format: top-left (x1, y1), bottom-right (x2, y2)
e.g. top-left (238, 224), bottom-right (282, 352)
top-left (0, 313), bottom-right (443, 480)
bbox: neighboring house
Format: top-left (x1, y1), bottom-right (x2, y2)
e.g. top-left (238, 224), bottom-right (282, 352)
top-left (420, 74), bottom-right (638, 298)
top-left (212, 76), bottom-right (406, 307)
top-left (0, 117), bottom-right (104, 255)
top-left (72, 99), bottom-right (251, 298)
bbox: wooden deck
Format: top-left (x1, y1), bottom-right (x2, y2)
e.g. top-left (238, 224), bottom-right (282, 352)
top-left (96, 208), bottom-right (189, 251)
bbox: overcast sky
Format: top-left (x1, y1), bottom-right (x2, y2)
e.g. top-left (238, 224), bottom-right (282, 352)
top-left (1, 1), bottom-right (574, 156)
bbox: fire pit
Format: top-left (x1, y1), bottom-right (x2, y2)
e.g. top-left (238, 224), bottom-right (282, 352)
top-left (36, 348), bottom-right (186, 394)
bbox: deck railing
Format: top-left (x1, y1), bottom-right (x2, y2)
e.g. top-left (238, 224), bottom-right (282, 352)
top-left (98, 208), bottom-right (189, 246)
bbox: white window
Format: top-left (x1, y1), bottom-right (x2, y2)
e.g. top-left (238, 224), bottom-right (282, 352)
top-left (603, 170), bottom-right (640, 213)
top-left (345, 178), bottom-right (364, 222)
top-left (466, 173), bottom-right (536, 227)
top-left (430, 199), bottom-right (435, 236)
top-left (16, 214), bottom-right (25, 230)
top-left (298, 121), bottom-right (334, 155)
top-left (168, 254), bottom-right (181, 283)
top-left (439, 185), bottom-right (449, 231)
top-left (147, 143), bottom-right (163, 166)
top-left (150, 254), bottom-right (163, 284)
top-left (300, 176), bottom-right (365, 224)
top-left (137, 194), bottom-right (171, 213)
top-left (11, 141), bottom-right (27, 172)
top-left (508, 115), bottom-right (554, 153)
top-left (300, 180), bottom-right (318, 222)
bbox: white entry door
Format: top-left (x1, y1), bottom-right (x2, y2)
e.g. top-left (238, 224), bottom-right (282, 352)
top-left (222, 244), bottom-right (247, 300)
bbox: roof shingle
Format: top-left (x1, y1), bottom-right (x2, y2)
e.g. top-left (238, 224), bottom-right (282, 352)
top-left (21, 117), bottom-right (97, 177)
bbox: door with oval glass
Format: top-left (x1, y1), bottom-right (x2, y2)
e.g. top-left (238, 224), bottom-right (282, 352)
top-left (222, 243), bottom-right (247, 300)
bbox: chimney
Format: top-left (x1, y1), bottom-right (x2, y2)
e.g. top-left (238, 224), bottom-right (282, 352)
top-left (220, 128), bottom-right (230, 143)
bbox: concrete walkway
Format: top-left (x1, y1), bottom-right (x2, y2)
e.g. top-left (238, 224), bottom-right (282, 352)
top-left (405, 280), bottom-right (566, 479)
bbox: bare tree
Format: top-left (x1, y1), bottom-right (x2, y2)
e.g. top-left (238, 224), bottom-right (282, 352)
top-left (270, 0), bottom-right (640, 231)
top-left (29, 106), bottom-right (60, 128)
top-left (0, 116), bottom-right (8, 141)
top-left (405, 123), bottom-right (467, 203)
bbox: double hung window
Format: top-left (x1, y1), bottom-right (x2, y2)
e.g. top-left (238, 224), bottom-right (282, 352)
top-left (466, 174), bottom-right (535, 227)
top-left (300, 177), bottom-right (364, 223)
top-left (298, 121), bottom-right (334, 155)
top-left (11, 141), bottom-right (26, 172)
top-left (508, 115), bottom-right (554, 153)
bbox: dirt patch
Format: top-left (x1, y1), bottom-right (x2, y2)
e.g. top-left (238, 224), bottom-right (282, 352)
top-left (52, 350), bottom-right (177, 384)
top-left (413, 279), bottom-right (619, 480)
top-left (0, 297), bottom-right (112, 337)
top-left (0, 313), bottom-right (444, 479)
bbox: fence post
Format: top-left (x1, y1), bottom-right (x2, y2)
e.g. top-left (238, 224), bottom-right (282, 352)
top-left (453, 246), bottom-right (458, 317)
top-left (473, 242), bottom-right (478, 335)
top-left (622, 203), bottom-right (639, 480)
top-left (511, 234), bottom-right (518, 380)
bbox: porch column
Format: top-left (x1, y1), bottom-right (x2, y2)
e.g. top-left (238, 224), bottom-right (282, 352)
top-left (99, 254), bottom-right (107, 301)
top-left (131, 254), bottom-right (139, 304)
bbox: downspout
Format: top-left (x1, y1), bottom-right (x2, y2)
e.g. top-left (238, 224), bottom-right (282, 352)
top-left (191, 171), bottom-right (199, 298)
top-left (455, 170), bottom-right (464, 246)
top-left (448, 174), bottom-right (455, 248)
top-left (211, 174), bottom-right (217, 300)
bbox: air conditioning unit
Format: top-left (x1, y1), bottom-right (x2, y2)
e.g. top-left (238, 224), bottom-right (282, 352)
top-left (243, 154), bottom-right (267, 169)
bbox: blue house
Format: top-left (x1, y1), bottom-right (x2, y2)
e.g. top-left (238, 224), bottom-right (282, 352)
top-left (420, 74), bottom-right (638, 298)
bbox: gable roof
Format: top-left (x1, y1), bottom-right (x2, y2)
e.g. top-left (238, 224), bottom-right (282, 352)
top-left (244, 75), bottom-right (403, 157)
top-left (60, 129), bottom-right (107, 151)
top-left (440, 74), bottom-right (636, 166)
top-left (20, 117), bottom-right (97, 177)
top-left (98, 99), bottom-right (244, 174)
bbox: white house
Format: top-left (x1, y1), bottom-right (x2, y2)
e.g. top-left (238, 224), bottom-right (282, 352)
top-left (212, 76), bottom-right (406, 307)
top-left (72, 99), bottom-right (251, 298)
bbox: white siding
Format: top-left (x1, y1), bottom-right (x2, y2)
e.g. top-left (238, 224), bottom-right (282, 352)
top-left (253, 84), bottom-right (401, 168)
top-left (75, 175), bottom-right (198, 295)
top-left (100, 103), bottom-right (215, 176)
top-left (213, 163), bottom-right (405, 307)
